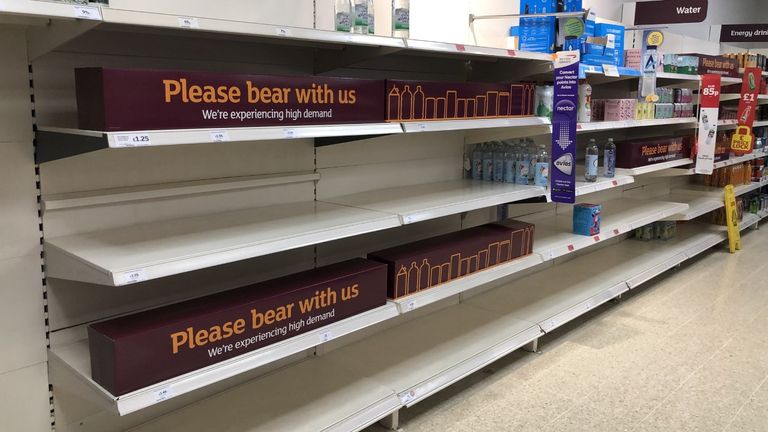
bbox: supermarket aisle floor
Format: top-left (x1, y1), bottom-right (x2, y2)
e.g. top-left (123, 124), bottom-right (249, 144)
top-left (366, 226), bottom-right (768, 432)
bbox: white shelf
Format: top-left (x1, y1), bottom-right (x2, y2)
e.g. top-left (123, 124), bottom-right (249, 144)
top-left (402, 117), bottom-right (550, 134)
top-left (48, 303), bottom-right (399, 416)
top-left (44, 201), bottom-right (401, 286)
top-left (673, 178), bottom-right (768, 199)
top-left (323, 180), bottom-right (546, 225)
top-left (0, 0), bottom-right (102, 20)
top-left (664, 195), bottom-right (723, 221)
top-left (614, 158), bottom-right (694, 176)
top-left (576, 117), bottom-right (696, 133)
top-left (517, 198), bottom-right (689, 261)
top-left (653, 149), bottom-right (768, 177)
top-left (391, 254), bottom-right (544, 314)
top-left (404, 39), bottom-right (553, 62)
top-left (101, 7), bottom-right (405, 48)
top-left (573, 173), bottom-right (635, 197)
top-left (656, 71), bottom-right (701, 81)
top-left (754, 120), bottom-right (768, 128)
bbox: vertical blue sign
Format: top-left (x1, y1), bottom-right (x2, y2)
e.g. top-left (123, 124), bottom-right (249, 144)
top-left (551, 51), bottom-right (579, 204)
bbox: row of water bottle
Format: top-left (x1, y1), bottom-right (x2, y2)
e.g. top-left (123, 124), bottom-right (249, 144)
top-left (467, 139), bottom-right (549, 187)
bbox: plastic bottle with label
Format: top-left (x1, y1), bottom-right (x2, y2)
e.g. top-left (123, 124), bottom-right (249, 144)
top-left (536, 85), bottom-right (554, 119)
top-left (392, 0), bottom-right (410, 38)
top-left (471, 144), bottom-right (483, 180)
top-left (367, 0), bottom-right (375, 34)
top-left (585, 138), bottom-right (599, 182)
top-left (604, 138), bottom-right (616, 178)
top-left (353, 0), bottom-right (368, 34)
top-left (335, 0), bottom-right (353, 32)
top-left (482, 143), bottom-right (494, 182)
top-left (578, 81), bottom-right (592, 123)
top-left (493, 142), bottom-right (505, 182)
top-left (516, 146), bottom-right (530, 185)
top-left (534, 144), bottom-right (550, 187)
top-left (527, 139), bottom-right (538, 185)
top-left (503, 141), bottom-right (517, 183)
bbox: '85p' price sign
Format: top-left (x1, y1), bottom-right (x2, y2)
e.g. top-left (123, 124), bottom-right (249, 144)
top-left (731, 67), bottom-right (762, 154)
top-left (694, 74), bottom-right (721, 174)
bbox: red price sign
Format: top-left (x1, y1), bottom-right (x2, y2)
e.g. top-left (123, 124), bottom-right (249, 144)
top-left (731, 67), bottom-right (761, 154)
top-left (699, 75), bottom-right (721, 109)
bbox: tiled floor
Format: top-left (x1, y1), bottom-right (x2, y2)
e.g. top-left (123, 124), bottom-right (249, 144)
top-left (366, 226), bottom-right (768, 432)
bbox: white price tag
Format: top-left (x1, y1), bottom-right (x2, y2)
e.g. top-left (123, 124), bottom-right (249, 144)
top-left (399, 391), bottom-right (415, 405)
top-left (417, 123), bottom-right (427, 132)
top-left (116, 269), bottom-right (148, 285)
top-left (177, 16), bottom-right (200, 29)
top-left (275, 27), bottom-right (292, 37)
top-left (548, 319), bottom-right (556, 330)
top-left (406, 300), bottom-right (417, 312)
top-left (605, 34), bottom-right (616, 49)
top-left (602, 64), bottom-right (620, 77)
top-left (153, 387), bottom-right (174, 403)
top-left (209, 130), bottom-right (230, 142)
top-left (114, 134), bottom-right (152, 147)
top-left (283, 128), bottom-right (296, 138)
top-left (74, 5), bottom-right (102, 20)
top-left (585, 301), bottom-right (592, 311)
top-left (319, 331), bottom-right (333, 343)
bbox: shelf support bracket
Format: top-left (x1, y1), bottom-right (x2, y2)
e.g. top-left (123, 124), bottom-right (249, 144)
top-left (27, 18), bottom-right (100, 61)
top-left (378, 409), bottom-right (401, 431)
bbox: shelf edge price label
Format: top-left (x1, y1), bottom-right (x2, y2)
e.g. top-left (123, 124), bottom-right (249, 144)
top-left (177, 16), bottom-right (200, 29)
top-left (319, 331), bottom-right (333, 343)
top-left (116, 269), bottom-right (148, 285)
top-left (74, 5), bottom-right (102, 20)
top-left (602, 64), bottom-right (620, 77)
top-left (406, 300), bottom-right (417, 312)
top-left (114, 133), bottom-right (152, 147)
top-left (275, 27), bottom-right (292, 37)
top-left (153, 386), bottom-right (174, 403)
top-left (399, 390), bottom-right (416, 405)
top-left (283, 128), bottom-right (296, 139)
top-left (209, 130), bottom-right (230, 142)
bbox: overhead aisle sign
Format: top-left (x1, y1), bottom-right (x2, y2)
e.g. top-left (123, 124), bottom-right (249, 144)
top-left (694, 74), bottom-right (721, 174)
top-left (550, 51), bottom-right (579, 204)
top-left (730, 67), bottom-right (761, 154)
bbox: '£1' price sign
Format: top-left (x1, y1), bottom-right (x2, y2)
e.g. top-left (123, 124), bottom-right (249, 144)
top-left (730, 67), bottom-right (761, 154)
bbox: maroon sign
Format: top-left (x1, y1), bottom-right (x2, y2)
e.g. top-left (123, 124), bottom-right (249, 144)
top-left (75, 68), bottom-right (386, 131)
top-left (88, 259), bottom-right (387, 396)
top-left (720, 24), bottom-right (768, 43)
top-left (634, 0), bottom-right (707, 26)
top-left (368, 222), bottom-right (534, 299)
top-left (385, 79), bottom-right (535, 122)
top-left (615, 137), bottom-right (692, 168)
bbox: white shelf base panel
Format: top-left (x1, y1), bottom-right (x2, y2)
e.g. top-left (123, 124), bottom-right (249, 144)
top-left (324, 180), bottom-right (545, 225)
top-left (44, 202), bottom-right (401, 286)
top-left (615, 158), bottom-right (694, 176)
top-left (576, 117), bottom-right (696, 133)
top-left (50, 220), bottom-right (736, 424)
top-left (517, 198), bottom-right (689, 261)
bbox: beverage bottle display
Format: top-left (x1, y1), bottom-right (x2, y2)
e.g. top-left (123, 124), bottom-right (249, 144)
top-left (534, 144), bottom-right (550, 187)
top-left (503, 141), bottom-right (516, 183)
top-left (578, 81), bottom-right (592, 123)
top-left (527, 139), bottom-right (538, 185)
top-left (392, 0), bottom-right (410, 38)
top-left (335, 0), bottom-right (353, 32)
top-left (536, 85), bottom-right (554, 118)
top-left (353, 0), bottom-right (369, 34)
top-left (471, 144), bottom-right (483, 180)
top-left (493, 142), bottom-right (505, 182)
top-left (585, 138), bottom-right (599, 182)
top-left (604, 138), bottom-right (616, 178)
top-left (516, 147), bottom-right (530, 185)
top-left (482, 143), bottom-right (494, 182)
top-left (367, 0), bottom-right (375, 34)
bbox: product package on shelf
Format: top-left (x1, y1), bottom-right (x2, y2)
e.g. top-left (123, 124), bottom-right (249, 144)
top-left (702, 162), bottom-right (754, 188)
top-left (88, 259), bottom-right (388, 396)
top-left (615, 136), bottom-right (692, 168)
top-left (634, 221), bottom-right (676, 241)
top-left (75, 67), bottom-right (386, 131)
top-left (518, 0), bottom-right (556, 53)
top-left (573, 203), bottom-right (601, 236)
top-left (385, 80), bottom-right (536, 122)
top-left (368, 221), bottom-right (535, 299)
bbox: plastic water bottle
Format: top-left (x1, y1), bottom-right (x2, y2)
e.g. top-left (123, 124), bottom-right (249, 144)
top-left (604, 138), bottom-right (616, 178)
top-left (353, 0), bottom-right (368, 34)
top-left (471, 144), bottom-right (483, 180)
top-left (585, 138), bottom-right (599, 182)
top-left (367, 0), bottom-right (375, 34)
top-left (392, 0), bottom-right (410, 38)
top-left (527, 139), bottom-right (538, 184)
top-left (493, 142), bottom-right (505, 182)
top-left (534, 144), bottom-right (550, 187)
top-left (482, 143), bottom-right (494, 182)
top-left (335, 0), bottom-right (353, 32)
top-left (503, 141), bottom-right (516, 183)
top-left (516, 147), bottom-right (530, 185)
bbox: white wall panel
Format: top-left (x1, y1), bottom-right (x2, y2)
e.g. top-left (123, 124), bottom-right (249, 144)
top-left (0, 29), bottom-right (34, 143)
top-left (0, 363), bottom-right (51, 432)
top-left (0, 255), bottom-right (47, 374)
top-left (0, 140), bottom-right (41, 260)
